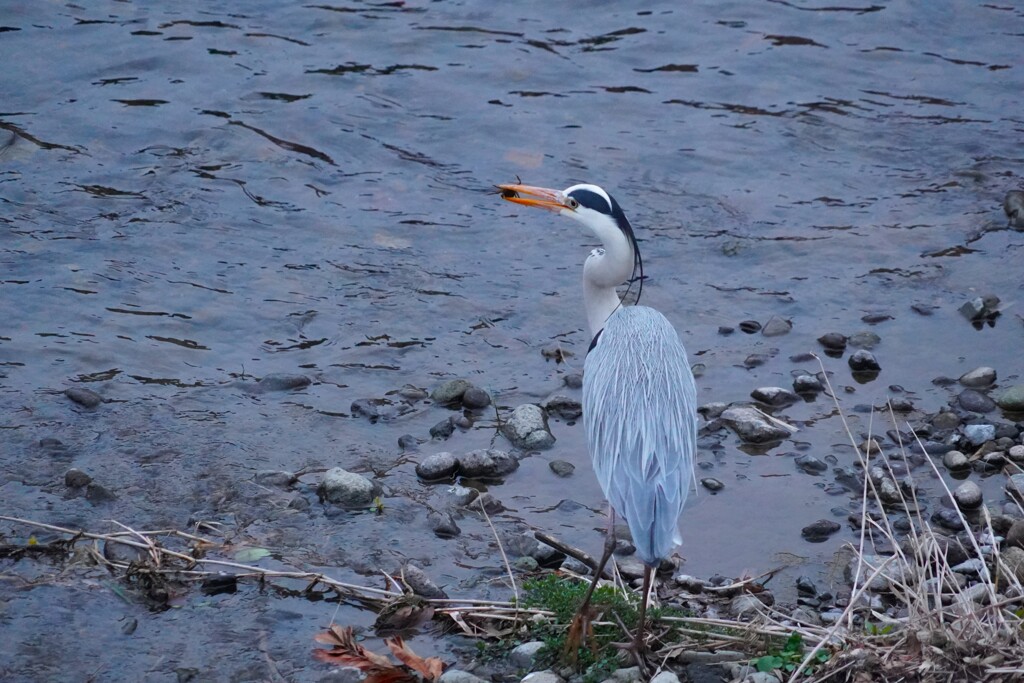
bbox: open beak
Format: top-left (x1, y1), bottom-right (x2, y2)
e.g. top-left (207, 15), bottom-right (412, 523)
top-left (498, 183), bottom-right (568, 213)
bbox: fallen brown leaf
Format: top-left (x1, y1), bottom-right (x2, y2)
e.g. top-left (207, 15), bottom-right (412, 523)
top-left (386, 636), bottom-right (444, 682)
top-left (313, 624), bottom-right (444, 683)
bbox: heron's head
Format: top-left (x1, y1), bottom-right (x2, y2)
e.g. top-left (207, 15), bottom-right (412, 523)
top-left (498, 181), bottom-right (644, 299)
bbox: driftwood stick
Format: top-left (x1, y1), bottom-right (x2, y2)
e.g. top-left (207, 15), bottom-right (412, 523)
top-left (533, 530), bottom-right (612, 579)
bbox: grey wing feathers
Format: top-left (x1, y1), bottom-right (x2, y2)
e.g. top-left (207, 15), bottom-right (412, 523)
top-left (582, 306), bottom-right (697, 566)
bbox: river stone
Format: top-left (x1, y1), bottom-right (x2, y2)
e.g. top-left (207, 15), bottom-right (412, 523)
top-left (943, 450), bottom-right (969, 470)
top-left (439, 671), bottom-right (488, 683)
top-left (509, 641), bottom-right (546, 669)
top-left (698, 401), bottom-right (728, 419)
top-left (963, 423), bottom-right (995, 446)
top-left (730, 593), bottom-right (765, 618)
top-left (1007, 474), bottom-right (1024, 500)
top-left (258, 373), bottom-right (311, 392)
top-left (793, 374), bottom-right (823, 394)
top-left (848, 349), bottom-right (880, 372)
top-left (65, 387), bottom-right (103, 408)
top-left (1005, 520), bottom-right (1024, 550)
top-left (1007, 190), bottom-right (1024, 227)
top-left (522, 672), bottom-right (563, 683)
top-left (416, 452), bottom-right (458, 481)
top-left (720, 406), bottom-right (791, 443)
top-left (427, 510), bottom-right (460, 538)
top-left (458, 449), bottom-right (518, 478)
top-left (795, 454), bottom-right (828, 474)
top-left (649, 671), bottom-right (681, 683)
top-left (501, 404), bottom-right (555, 450)
top-left (701, 478), bottom-right (724, 492)
top-left (953, 480), bottom-right (983, 510)
top-left (817, 332), bottom-right (847, 351)
top-left (549, 460), bottom-right (575, 477)
top-left (431, 379), bottom-right (472, 405)
top-left (317, 468), bottom-right (379, 507)
top-left (461, 386), bottom-right (491, 409)
top-left (402, 562), bottom-right (448, 599)
top-left (958, 389), bottom-right (996, 414)
top-left (750, 387), bottom-right (799, 407)
top-left (738, 320), bottom-right (761, 334)
top-left (960, 366), bottom-right (997, 388)
top-left (64, 468), bottom-right (92, 488)
top-left (996, 385), bottom-right (1024, 412)
top-left (85, 482), bottom-right (117, 504)
top-left (430, 417), bottom-right (455, 439)
top-left (933, 411), bottom-right (961, 431)
top-left (761, 316), bottom-right (791, 337)
top-left (1000, 547), bottom-right (1024, 587)
top-left (398, 384), bottom-right (429, 400)
top-left (1009, 445), bottom-right (1024, 463)
top-left (960, 294), bottom-right (1000, 321)
top-left (398, 434), bottom-right (419, 451)
top-left (801, 519), bottom-right (841, 542)
top-left (563, 372), bottom-right (583, 389)
top-left (848, 331), bottom-right (881, 349)
top-left (542, 394), bottom-right (582, 420)
top-left (255, 470), bottom-right (297, 488)
top-left (351, 398), bottom-right (395, 420)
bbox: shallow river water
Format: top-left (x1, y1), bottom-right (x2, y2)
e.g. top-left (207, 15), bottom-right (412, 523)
top-left (2, 1), bottom-right (1023, 680)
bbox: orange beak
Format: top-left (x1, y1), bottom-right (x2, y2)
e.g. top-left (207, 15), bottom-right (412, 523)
top-left (498, 183), bottom-right (569, 213)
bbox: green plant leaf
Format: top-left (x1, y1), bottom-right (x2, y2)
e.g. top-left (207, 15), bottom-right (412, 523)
top-left (756, 655), bottom-right (784, 672)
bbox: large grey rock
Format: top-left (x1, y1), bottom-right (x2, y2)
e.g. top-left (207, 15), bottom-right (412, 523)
top-left (317, 468), bottom-right (379, 507)
top-left (720, 406), bottom-right (792, 443)
top-left (959, 389), bottom-right (997, 413)
top-left (750, 386), bottom-right (799, 407)
top-left (848, 349), bottom-right (880, 372)
top-left (943, 450), bottom-right (969, 470)
top-left (501, 404), bottom-right (555, 450)
top-left (996, 385), bottom-right (1024, 412)
top-left (521, 672), bottom-right (563, 683)
top-left (963, 423), bottom-right (995, 446)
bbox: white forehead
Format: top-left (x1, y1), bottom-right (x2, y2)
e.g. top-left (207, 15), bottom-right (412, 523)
top-left (563, 183), bottom-right (611, 206)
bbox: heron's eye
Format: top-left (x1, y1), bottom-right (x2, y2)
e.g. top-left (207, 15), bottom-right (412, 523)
top-left (566, 197), bottom-right (580, 210)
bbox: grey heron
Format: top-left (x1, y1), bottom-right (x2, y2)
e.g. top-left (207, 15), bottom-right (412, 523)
top-left (498, 182), bottom-right (698, 666)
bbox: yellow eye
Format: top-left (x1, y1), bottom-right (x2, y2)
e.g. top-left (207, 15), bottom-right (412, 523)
top-left (567, 197), bottom-right (579, 209)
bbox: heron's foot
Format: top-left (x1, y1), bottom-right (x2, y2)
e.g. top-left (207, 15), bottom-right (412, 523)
top-left (611, 635), bottom-right (653, 678)
top-left (562, 609), bottom-right (597, 664)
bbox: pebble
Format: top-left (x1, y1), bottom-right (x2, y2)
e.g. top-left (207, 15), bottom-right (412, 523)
top-left (103, 539), bottom-right (147, 565)
top-left (959, 294), bottom-right (1000, 321)
top-left (429, 417), bottom-right (455, 439)
top-left (959, 366), bottom-right (996, 388)
top-left (793, 374), bottom-right (823, 394)
top-left (794, 454), bottom-right (828, 474)
top-left (943, 450), bottom-right (969, 470)
top-left (996, 385), bottom-right (1024, 412)
top-left (351, 398), bottom-right (395, 420)
top-left (698, 402), bottom-right (728, 419)
top-left (563, 372), bottom-right (583, 389)
top-left (862, 312), bottom-right (892, 324)
top-left (454, 415), bottom-right (472, 430)
top-left (549, 460), bottom-right (575, 477)
top-left (750, 387), bottom-right (799, 407)
top-left (447, 485), bottom-right (479, 507)
top-left (254, 470), bottom-right (297, 488)
top-left (701, 478), bottom-right (724, 492)
top-left (963, 423), bottom-right (995, 446)
top-left (542, 395), bottom-right (582, 420)
top-left (796, 575), bottom-right (818, 596)
top-left (398, 384), bottom-right (429, 400)
top-left (743, 353), bottom-right (773, 368)
top-left (317, 468), bottom-right (380, 508)
top-left (932, 508), bottom-right (966, 531)
top-left (738, 320), bottom-right (761, 334)
top-left (611, 667), bottom-right (642, 683)
top-left (461, 386), bottom-right (492, 409)
top-left (848, 349), bottom-right (880, 372)
top-left (801, 519), bottom-right (841, 542)
top-left (458, 449), bottom-right (519, 479)
top-left (398, 434), bottom-right (419, 451)
top-left (932, 411), bottom-right (961, 431)
top-left (848, 331), bottom-right (881, 349)
top-left (258, 373), bottom-right (311, 392)
top-left (761, 316), bottom-right (791, 337)
top-left (1005, 520), bottom-right (1024, 550)
top-left (1009, 445), bottom-right (1024, 462)
top-left (431, 379), bottom-right (472, 405)
top-left (720, 405), bottom-right (792, 444)
top-left (718, 325), bottom-right (734, 335)
top-left (64, 468), bottom-right (92, 488)
top-left (817, 332), bottom-right (847, 351)
top-left (501, 404), bottom-right (555, 450)
top-left (958, 389), bottom-right (996, 414)
top-left (427, 510), bottom-right (461, 538)
top-left (509, 641), bottom-right (546, 669)
top-left (85, 482), bottom-right (117, 504)
top-left (513, 556), bottom-right (539, 572)
top-left (65, 387), bottom-right (103, 408)
top-left (1006, 190), bottom-right (1024, 228)
top-left (1003, 547), bottom-right (1024, 587)
top-left (474, 492), bottom-right (504, 514)
top-left (952, 480), bottom-right (983, 509)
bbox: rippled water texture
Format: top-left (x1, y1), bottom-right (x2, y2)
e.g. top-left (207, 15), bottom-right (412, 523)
top-left (2, 1), bottom-right (1023, 679)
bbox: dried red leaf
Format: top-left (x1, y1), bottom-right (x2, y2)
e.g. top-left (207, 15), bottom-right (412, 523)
top-left (385, 636), bottom-right (444, 681)
top-left (313, 625), bottom-right (399, 670)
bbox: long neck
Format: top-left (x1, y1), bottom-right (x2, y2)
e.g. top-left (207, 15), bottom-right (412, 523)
top-left (582, 222), bottom-right (635, 338)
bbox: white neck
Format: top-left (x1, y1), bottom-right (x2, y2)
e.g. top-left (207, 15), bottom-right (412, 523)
top-left (581, 217), bottom-right (635, 338)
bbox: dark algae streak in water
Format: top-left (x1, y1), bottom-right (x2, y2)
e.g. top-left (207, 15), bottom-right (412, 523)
top-left (2, 1), bottom-right (1024, 680)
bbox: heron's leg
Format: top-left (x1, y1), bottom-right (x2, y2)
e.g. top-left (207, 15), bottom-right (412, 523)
top-left (564, 509), bottom-right (617, 661)
top-left (632, 565), bottom-right (653, 665)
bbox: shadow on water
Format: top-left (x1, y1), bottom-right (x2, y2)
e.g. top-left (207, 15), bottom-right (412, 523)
top-left (1, 0), bottom-right (1023, 679)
